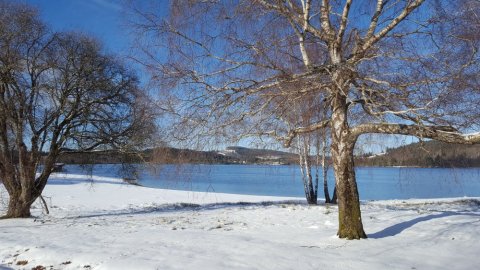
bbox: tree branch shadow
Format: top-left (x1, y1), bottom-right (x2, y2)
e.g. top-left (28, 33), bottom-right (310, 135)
top-left (369, 211), bottom-right (480, 239)
top-left (66, 200), bottom-right (306, 220)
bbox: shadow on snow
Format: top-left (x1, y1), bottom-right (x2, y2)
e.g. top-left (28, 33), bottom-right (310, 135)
top-left (66, 200), bottom-right (309, 220)
top-left (369, 210), bottom-right (480, 239)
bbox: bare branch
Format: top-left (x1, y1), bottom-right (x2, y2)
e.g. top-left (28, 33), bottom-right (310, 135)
top-left (351, 123), bottom-right (480, 145)
top-left (335, 0), bottom-right (353, 48)
top-left (283, 120), bottom-right (330, 147)
top-left (320, 0), bottom-right (334, 37)
top-left (353, 0), bottom-right (425, 63)
top-left (365, 0), bottom-right (385, 40)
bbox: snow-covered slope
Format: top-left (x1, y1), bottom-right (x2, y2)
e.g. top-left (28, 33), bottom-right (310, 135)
top-left (1, 173), bottom-right (479, 270)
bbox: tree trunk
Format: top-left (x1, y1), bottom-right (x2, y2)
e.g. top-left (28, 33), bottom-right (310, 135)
top-left (320, 131), bottom-right (331, 204)
top-left (332, 144), bottom-right (366, 239)
top-left (331, 95), bottom-right (366, 239)
top-left (1, 170), bottom-right (46, 218)
top-left (306, 180), bottom-right (317, 204)
top-left (1, 152), bottom-right (56, 219)
top-left (305, 156), bottom-right (317, 204)
top-left (304, 169), bottom-right (317, 205)
top-left (323, 174), bottom-right (331, 203)
top-left (5, 193), bottom-right (34, 218)
top-left (331, 186), bottom-right (337, 204)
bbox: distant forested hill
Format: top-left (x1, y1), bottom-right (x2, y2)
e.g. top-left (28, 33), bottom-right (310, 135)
top-left (357, 141), bottom-right (480, 167)
top-left (56, 146), bottom-right (298, 165)
top-left (56, 142), bottom-right (480, 167)
top-left (57, 148), bottom-right (236, 164)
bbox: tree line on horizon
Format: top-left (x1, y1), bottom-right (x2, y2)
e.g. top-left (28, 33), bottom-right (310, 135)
top-left (51, 141), bottom-right (480, 168)
top-left (358, 141), bottom-right (480, 168)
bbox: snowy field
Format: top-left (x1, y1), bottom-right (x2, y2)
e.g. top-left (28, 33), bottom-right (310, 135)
top-left (1, 173), bottom-right (480, 270)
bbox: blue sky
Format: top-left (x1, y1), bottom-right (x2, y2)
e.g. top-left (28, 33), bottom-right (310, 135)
top-left (18, 0), bottom-right (418, 152)
top-left (23, 0), bottom-right (172, 92)
top-left (25, 0), bottom-right (133, 55)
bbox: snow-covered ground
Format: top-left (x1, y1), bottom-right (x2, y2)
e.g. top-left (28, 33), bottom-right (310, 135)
top-left (1, 173), bottom-right (479, 270)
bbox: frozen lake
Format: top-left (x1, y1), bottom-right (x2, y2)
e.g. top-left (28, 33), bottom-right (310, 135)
top-left (58, 164), bottom-right (480, 200)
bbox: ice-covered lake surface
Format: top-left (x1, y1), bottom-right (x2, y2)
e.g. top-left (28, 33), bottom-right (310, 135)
top-left (61, 164), bottom-right (480, 200)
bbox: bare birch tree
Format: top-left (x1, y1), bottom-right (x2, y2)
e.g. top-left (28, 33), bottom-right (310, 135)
top-left (290, 91), bottom-right (335, 204)
top-left (130, 0), bottom-right (480, 239)
top-left (297, 133), bottom-right (318, 204)
top-left (0, 1), bottom-right (153, 218)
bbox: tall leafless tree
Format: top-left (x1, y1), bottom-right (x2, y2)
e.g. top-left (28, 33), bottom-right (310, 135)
top-left (0, 1), bottom-right (154, 218)
top-left (131, 0), bottom-right (480, 239)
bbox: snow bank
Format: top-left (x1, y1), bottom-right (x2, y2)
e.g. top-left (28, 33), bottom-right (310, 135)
top-left (1, 173), bottom-right (479, 270)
